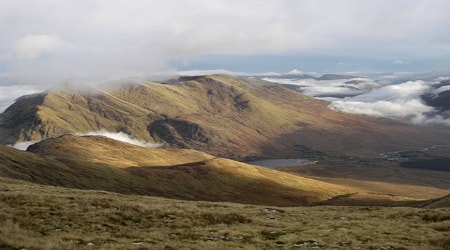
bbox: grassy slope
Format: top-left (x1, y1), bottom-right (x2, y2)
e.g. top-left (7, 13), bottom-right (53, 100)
top-left (424, 194), bottom-right (450, 208)
top-left (1, 177), bottom-right (449, 250)
top-left (3, 135), bottom-right (441, 206)
top-left (278, 160), bottom-right (450, 202)
top-left (2, 75), bottom-right (450, 159)
top-left (0, 136), bottom-right (360, 206)
top-left (27, 134), bottom-right (215, 168)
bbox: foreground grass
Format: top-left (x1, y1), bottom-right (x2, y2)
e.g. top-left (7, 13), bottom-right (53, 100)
top-left (0, 178), bottom-right (449, 250)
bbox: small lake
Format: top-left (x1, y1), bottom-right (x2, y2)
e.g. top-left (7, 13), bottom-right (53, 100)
top-left (245, 159), bottom-right (317, 169)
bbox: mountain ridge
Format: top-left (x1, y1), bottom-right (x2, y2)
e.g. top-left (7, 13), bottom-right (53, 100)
top-left (2, 75), bottom-right (450, 159)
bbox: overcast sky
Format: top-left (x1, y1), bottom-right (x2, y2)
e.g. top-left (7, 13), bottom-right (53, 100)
top-left (1, 0), bottom-right (450, 85)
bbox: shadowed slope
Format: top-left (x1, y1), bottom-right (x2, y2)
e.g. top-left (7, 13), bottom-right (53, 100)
top-left (423, 194), bottom-right (450, 208)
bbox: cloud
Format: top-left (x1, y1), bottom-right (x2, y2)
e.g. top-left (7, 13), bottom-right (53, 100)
top-left (9, 141), bottom-right (36, 151)
top-left (328, 81), bottom-right (442, 123)
top-left (262, 74), bottom-right (450, 126)
top-left (7, 130), bottom-right (163, 150)
top-left (1, 0), bottom-right (450, 85)
top-left (392, 60), bottom-right (408, 65)
top-left (14, 34), bottom-right (72, 59)
top-left (263, 77), bottom-right (380, 97)
top-left (78, 130), bottom-right (162, 148)
top-left (330, 99), bottom-right (433, 119)
top-left (0, 85), bottom-right (43, 112)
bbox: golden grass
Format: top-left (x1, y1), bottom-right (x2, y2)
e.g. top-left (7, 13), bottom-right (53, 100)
top-left (3, 135), bottom-right (447, 206)
top-left (29, 134), bottom-right (214, 168)
top-left (3, 138), bottom-right (354, 206)
top-left (0, 177), bottom-right (449, 250)
top-left (205, 158), bottom-right (356, 201)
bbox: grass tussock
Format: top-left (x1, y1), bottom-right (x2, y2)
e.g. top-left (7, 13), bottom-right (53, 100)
top-left (0, 177), bottom-right (449, 250)
top-left (422, 210), bottom-right (450, 222)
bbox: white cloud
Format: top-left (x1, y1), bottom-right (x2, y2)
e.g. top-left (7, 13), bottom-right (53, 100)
top-left (432, 85), bottom-right (450, 95)
top-left (266, 75), bottom-right (450, 126)
top-left (263, 77), bottom-right (380, 97)
top-left (328, 81), bottom-right (444, 123)
top-left (287, 69), bottom-right (305, 75)
top-left (348, 81), bottom-right (429, 102)
top-left (14, 34), bottom-right (72, 59)
top-left (6, 131), bottom-right (163, 150)
top-left (330, 99), bottom-right (433, 119)
top-left (9, 141), bottom-right (36, 151)
top-left (78, 130), bottom-right (162, 148)
top-left (434, 76), bottom-right (450, 82)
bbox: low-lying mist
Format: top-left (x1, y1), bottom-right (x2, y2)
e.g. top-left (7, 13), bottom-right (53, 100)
top-left (78, 131), bottom-right (163, 148)
top-left (9, 130), bottom-right (162, 151)
top-left (265, 73), bottom-right (450, 126)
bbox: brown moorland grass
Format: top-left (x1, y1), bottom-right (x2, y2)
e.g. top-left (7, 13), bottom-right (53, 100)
top-left (0, 177), bottom-right (449, 250)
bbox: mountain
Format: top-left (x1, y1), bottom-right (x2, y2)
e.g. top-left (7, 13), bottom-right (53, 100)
top-left (1, 75), bottom-right (450, 159)
top-left (422, 79), bottom-right (450, 113)
top-left (253, 72), bottom-right (358, 80)
top-left (423, 90), bottom-right (450, 112)
top-left (316, 74), bottom-right (357, 80)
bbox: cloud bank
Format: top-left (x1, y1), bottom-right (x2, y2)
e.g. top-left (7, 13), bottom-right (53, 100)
top-left (1, 0), bottom-right (450, 85)
top-left (263, 77), bottom-right (380, 98)
top-left (329, 81), bottom-right (434, 119)
top-left (265, 73), bottom-right (450, 126)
